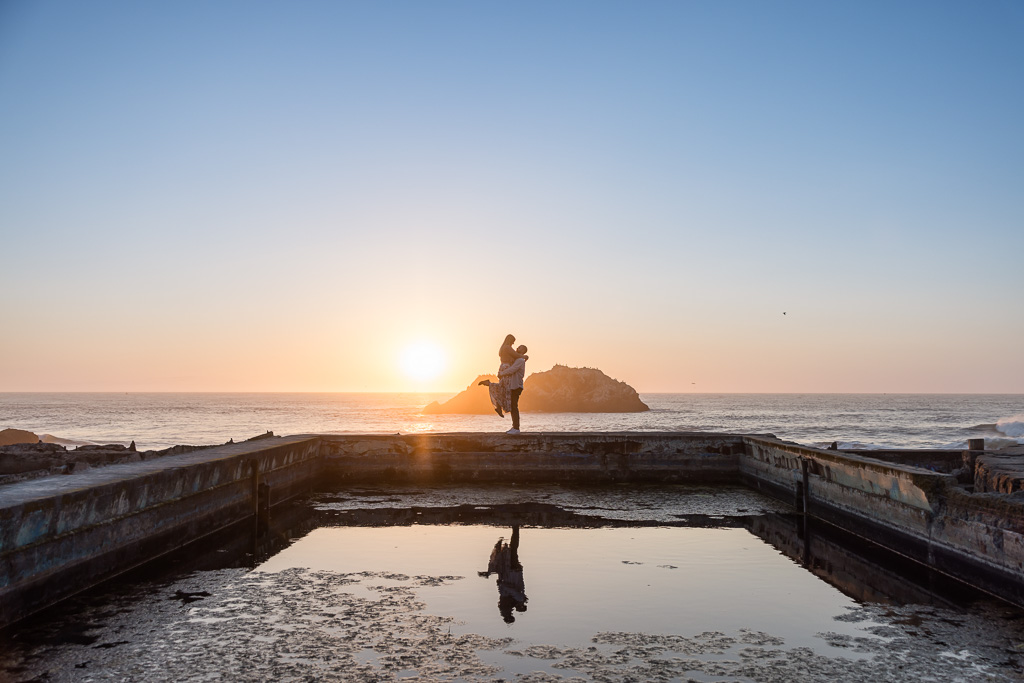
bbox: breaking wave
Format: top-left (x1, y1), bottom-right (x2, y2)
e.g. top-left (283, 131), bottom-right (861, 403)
top-left (996, 414), bottom-right (1024, 441)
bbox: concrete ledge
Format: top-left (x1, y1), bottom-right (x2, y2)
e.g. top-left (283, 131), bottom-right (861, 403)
top-left (0, 436), bottom-right (321, 627)
top-left (975, 454), bottom-right (1024, 493)
top-left (320, 432), bottom-right (748, 484)
top-left (740, 436), bottom-right (1024, 606)
top-left (838, 449), bottom-right (967, 473)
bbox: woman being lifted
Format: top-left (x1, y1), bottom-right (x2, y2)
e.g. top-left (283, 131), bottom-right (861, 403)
top-left (479, 334), bottom-right (528, 418)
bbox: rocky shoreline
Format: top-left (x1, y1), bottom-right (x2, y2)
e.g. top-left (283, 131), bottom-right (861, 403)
top-left (0, 428), bottom-right (275, 486)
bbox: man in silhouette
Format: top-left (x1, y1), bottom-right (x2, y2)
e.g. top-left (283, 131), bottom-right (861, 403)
top-left (498, 345), bottom-right (527, 435)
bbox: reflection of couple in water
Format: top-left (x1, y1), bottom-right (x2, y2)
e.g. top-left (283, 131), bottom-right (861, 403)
top-left (478, 525), bottom-right (527, 623)
top-left (479, 334), bottom-right (528, 435)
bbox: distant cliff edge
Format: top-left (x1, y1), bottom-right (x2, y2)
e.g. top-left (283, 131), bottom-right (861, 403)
top-left (423, 365), bottom-right (649, 414)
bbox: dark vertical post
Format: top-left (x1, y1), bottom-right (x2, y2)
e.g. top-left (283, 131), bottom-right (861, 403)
top-left (249, 459), bottom-right (259, 517)
top-left (801, 517), bottom-right (811, 567)
top-left (248, 459), bottom-right (260, 565)
top-left (800, 458), bottom-right (811, 565)
top-left (257, 482), bottom-right (270, 535)
top-left (964, 438), bottom-right (985, 491)
top-left (801, 459), bottom-right (810, 516)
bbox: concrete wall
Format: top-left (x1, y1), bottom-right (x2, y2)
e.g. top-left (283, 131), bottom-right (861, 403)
top-left (974, 453), bottom-right (1024, 493)
top-left (5, 430), bottom-right (1024, 628)
top-left (740, 436), bottom-right (1024, 605)
top-left (837, 448), bottom-right (967, 473)
top-left (931, 489), bottom-right (1024, 603)
top-left (0, 436), bottom-right (321, 628)
top-left (320, 432), bottom-right (746, 484)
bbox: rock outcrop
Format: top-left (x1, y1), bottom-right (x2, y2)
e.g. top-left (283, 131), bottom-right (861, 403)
top-left (0, 442), bottom-right (67, 479)
top-left (521, 365), bottom-right (649, 413)
top-left (423, 365), bottom-right (648, 414)
top-left (0, 433), bottom-right (272, 486)
top-left (422, 375), bottom-right (499, 415)
top-left (0, 428), bottom-right (40, 446)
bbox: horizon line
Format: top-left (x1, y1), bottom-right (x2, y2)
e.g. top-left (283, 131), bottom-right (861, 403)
top-left (2, 390), bottom-right (1023, 396)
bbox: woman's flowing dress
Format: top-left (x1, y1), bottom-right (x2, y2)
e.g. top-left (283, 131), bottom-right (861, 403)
top-left (488, 363), bottom-right (513, 413)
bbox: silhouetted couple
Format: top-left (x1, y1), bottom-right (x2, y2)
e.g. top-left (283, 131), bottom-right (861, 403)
top-left (479, 334), bottom-right (527, 435)
top-left (478, 525), bottom-right (527, 623)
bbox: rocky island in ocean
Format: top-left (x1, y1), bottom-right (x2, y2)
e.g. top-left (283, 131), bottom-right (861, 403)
top-left (422, 365), bottom-right (649, 414)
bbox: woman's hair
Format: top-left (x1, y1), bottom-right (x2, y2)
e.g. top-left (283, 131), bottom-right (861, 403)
top-left (500, 334), bottom-right (520, 364)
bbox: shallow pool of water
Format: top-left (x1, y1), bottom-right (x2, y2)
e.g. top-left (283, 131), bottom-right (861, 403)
top-left (3, 485), bottom-right (1024, 681)
top-left (259, 525), bottom-right (879, 654)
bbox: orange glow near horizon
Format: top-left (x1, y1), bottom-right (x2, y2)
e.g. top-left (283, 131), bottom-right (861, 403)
top-left (1, 318), bottom-right (1021, 394)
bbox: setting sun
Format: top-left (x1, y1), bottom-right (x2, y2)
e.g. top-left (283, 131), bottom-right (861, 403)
top-left (399, 342), bottom-right (446, 382)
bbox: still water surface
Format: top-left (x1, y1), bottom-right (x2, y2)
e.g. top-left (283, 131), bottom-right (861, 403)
top-left (259, 525), bottom-right (883, 660)
top-left (4, 485), bottom-right (1024, 681)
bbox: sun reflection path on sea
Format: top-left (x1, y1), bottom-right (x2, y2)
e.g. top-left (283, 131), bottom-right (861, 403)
top-left (403, 420), bottom-right (438, 434)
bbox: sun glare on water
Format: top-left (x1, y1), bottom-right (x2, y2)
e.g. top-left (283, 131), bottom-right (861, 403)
top-left (399, 342), bottom-right (446, 382)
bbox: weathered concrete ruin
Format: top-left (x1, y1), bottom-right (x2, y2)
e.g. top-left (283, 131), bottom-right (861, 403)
top-left (2, 432), bottom-right (1024, 628)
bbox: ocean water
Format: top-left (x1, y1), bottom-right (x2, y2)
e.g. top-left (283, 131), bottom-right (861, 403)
top-left (0, 392), bottom-right (1022, 452)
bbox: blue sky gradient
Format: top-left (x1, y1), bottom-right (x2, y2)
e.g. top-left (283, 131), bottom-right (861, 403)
top-left (1, 1), bottom-right (1022, 391)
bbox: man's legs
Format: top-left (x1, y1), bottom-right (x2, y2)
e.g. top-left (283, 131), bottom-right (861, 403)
top-left (511, 388), bottom-right (522, 431)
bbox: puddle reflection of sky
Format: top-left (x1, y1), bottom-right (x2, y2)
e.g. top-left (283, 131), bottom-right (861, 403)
top-left (255, 525), bottom-right (883, 660)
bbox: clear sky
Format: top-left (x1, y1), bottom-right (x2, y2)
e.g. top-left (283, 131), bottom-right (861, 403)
top-left (1, 0), bottom-right (1022, 393)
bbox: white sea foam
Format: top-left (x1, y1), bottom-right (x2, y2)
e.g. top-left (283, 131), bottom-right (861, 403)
top-left (996, 413), bottom-right (1024, 441)
top-left (40, 433), bottom-right (94, 446)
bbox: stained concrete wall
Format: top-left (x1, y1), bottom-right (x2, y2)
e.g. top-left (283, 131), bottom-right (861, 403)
top-left (974, 453), bottom-right (1024, 493)
top-left (5, 430), bottom-right (1024, 628)
top-left (931, 489), bottom-right (1024, 602)
top-left (836, 448), bottom-right (967, 473)
top-left (319, 432), bottom-right (747, 484)
top-left (741, 437), bottom-right (949, 527)
top-left (739, 437), bottom-right (1024, 605)
top-left (0, 436), bottom-right (321, 628)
